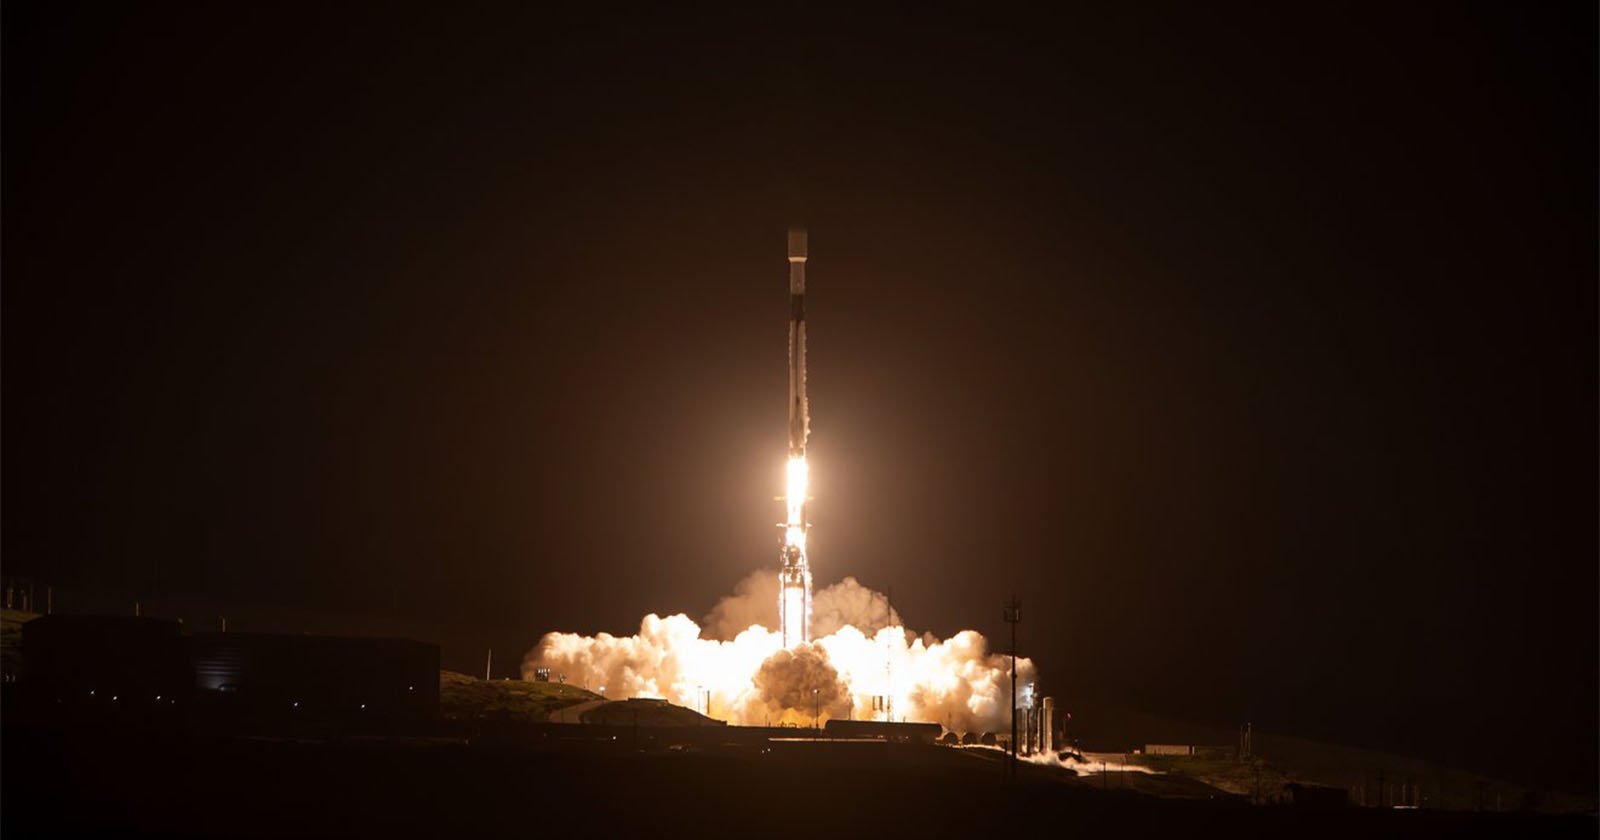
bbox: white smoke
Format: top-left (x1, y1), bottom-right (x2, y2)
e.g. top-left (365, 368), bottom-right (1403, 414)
top-left (812, 575), bottom-right (903, 638)
top-left (524, 573), bottom-right (1035, 733)
top-left (702, 569), bottom-right (780, 640)
top-left (703, 570), bottom-right (904, 640)
top-left (752, 644), bottom-right (852, 722)
top-left (1027, 751), bottom-right (1158, 775)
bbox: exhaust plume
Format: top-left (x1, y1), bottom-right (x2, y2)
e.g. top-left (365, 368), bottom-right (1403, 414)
top-left (525, 573), bottom-right (1035, 732)
top-left (703, 571), bottom-right (904, 641)
top-left (753, 644), bottom-right (851, 723)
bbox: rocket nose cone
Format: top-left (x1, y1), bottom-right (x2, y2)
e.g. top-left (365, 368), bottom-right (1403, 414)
top-left (787, 226), bottom-right (808, 260)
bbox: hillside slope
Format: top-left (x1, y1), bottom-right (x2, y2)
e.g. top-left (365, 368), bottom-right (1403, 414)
top-left (439, 670), bottom-right (599, 722)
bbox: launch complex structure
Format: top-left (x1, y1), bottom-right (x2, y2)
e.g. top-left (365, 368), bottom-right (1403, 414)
top-left (779, 227), bottom-right (813, 648)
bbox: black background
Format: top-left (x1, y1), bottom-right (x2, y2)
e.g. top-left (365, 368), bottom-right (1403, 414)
top-left (5, 3), bottom-right (1595, 790)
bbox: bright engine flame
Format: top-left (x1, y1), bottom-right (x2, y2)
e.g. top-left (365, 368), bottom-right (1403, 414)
top-left (784, 456), bottom-right (808, 535)
top-left (780, 454), bottom-right (811, 646)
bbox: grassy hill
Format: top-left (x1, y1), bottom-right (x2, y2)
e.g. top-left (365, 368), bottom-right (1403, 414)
top-left (577, 697), bottom-right (725, 727)
top-left (1, 609), bottom-right (40, 679)
top-left (439, 670), bottom-right (600, 722)
top-left (1065, 702), bottom-right (1595, 813)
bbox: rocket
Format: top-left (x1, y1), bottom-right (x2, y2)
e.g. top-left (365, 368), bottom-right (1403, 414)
top-left (787, 226), bottom-right (809, 457)
top-left (779, 226), bottom-right (813, 648)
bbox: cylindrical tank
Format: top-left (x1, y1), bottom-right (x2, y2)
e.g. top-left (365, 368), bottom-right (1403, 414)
top-left (1041, 696), bottom-right (1055, 753)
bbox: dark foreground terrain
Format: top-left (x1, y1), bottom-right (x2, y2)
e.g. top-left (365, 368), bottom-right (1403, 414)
top-left (4, 725), bottom-right (1593, 839)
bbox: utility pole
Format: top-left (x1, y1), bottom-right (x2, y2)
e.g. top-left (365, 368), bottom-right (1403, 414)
top-left (1003, 595), bottom-right (1021, 778)
top-left (485, 648), bottom-right (493, 681)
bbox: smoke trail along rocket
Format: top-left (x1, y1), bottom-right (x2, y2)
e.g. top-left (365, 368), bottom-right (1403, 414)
top-left (780, 226), bottom-right (813, 648)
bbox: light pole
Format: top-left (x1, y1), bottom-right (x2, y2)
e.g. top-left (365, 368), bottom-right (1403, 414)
top-left (813, 688), bottom-right (820, 730)
top-left (1004, 595), bottom-right (1022, 778)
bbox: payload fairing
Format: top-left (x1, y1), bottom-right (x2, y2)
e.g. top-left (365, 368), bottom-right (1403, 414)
top-left (779, 227), bottom-right (813, 648)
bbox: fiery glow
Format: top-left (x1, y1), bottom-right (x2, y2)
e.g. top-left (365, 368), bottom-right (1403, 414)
top-left (782, 458), bottom-right (807, 553)
top-left (778, 455), bottom-right (812, 647)
top-left (525, 574), bottom-right (1036, 732)
top-left (784, 456), bottom-right (809, 530)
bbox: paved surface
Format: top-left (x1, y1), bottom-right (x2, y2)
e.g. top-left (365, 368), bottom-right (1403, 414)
top-left (547, 699), bottom-right (606, 723)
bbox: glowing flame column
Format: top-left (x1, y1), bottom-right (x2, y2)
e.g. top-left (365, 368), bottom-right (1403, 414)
top-left (779, 226), bottom-right (813, 649)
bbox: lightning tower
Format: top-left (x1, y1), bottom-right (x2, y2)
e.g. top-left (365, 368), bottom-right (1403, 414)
top-left (779, 226), bottom-right (813, 648)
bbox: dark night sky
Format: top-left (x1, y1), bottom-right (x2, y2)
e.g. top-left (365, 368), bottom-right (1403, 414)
top-left (5, 4), bottom-right (1595, 789)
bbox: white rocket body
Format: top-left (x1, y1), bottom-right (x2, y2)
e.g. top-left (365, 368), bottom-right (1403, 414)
top-left (779, 226), bottom-right (813, 648)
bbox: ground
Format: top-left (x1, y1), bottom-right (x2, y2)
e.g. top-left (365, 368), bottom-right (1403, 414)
top-left (438, 669), bottom-right (599, 721)
top-left (0, 609), bottom-right (40, 679)
top-left (4, 726), bottom-right (1594, 838)
top-left (1063, 703), bottom-right (1596, 814)
top-left (574, 696), bottom-right (724, 726)
top-left (1124, 754), bottom-right (1290, 800)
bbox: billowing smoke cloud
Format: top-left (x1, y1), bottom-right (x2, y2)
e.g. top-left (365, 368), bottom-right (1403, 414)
top-left (1027, 750), bottom-right (1157, 776)
top-left (702, 569), bottom-right (779, 640)
top-left (702, 570), bottom-right (903, 640)
top-left (752, 645), bottom-right (851, 724)
top-left (525, 573), bottom-right (1035, 733)
top-left (812, 576), bottom-right (902, 638)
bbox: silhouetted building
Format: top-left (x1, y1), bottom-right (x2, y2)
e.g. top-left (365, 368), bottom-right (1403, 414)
top-left (1286, 783), bottom-right (1350, 808)
top-left (823, 718), bottom-right (942, 744)
top-left (21, 615), bottom-right (192, 711)
top-left (1144, 743), bottom-right (1234, 758)
top-left (187, 632), bottom-right (438, 733)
